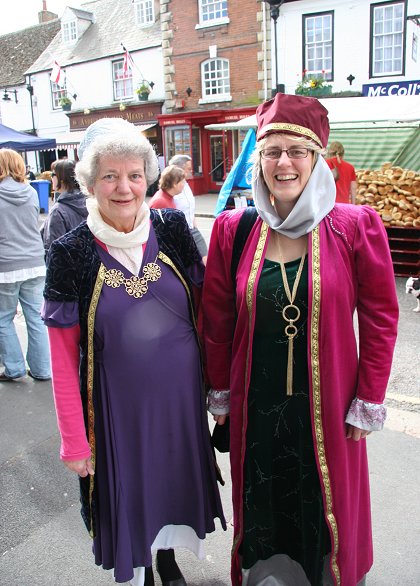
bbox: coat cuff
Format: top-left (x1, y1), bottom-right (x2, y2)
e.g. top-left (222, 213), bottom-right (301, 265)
top-left (345, 397), bottom-right (387, 431)
top-left (207, 389), bottom-right (230, 415)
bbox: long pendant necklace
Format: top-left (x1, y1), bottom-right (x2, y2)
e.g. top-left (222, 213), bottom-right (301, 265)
top-left (277, 237), bottom-right (307, 396)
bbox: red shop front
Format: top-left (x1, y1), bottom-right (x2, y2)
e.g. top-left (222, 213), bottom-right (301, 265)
top-left (157, 107), bottom-right (256, 195)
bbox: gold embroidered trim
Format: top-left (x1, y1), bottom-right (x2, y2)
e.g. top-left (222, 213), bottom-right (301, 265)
top-left (102, 260), bottom-right (162, 298)
top-left (86, 263), bottom-right (106, 538)
top-left (258, 122), bottom-right (323, 148)
top-left (233, 221), bottom-right (268, 557)
top-left (310, 226), bottom-right (340, 584)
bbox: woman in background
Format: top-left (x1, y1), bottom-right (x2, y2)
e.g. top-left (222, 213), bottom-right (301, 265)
top-left (148, 164), bottom-right (185, 210)
top-left (0, 148), bottom-right (50, 382)
top-left (41, 159), bottom-right (88, 252)
top-left (325, 141), bottom-right (357, 204)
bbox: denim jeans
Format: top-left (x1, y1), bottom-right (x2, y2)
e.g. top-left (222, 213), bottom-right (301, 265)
top-left (0, 276), bottom-right (51, 379)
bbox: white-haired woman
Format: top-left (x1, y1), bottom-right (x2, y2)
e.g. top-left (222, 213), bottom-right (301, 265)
top-left (42, 118), bottom-right (225, 586)
top-left (201, 94), bottom-right (398, 585)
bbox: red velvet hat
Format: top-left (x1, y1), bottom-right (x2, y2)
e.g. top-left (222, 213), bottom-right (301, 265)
top-left (256, 93), bottom-right (330, 148)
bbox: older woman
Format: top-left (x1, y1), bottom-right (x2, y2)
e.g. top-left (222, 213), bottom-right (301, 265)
top-left (42, 118), bottom-right (225, 586)
top-left (41, 159), bottom-right (88, 252)
top-left (201, 94), bottom-right (398, 585)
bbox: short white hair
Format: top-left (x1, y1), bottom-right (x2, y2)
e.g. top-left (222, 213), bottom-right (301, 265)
top-left (76, 118), bottom-right (159, 192)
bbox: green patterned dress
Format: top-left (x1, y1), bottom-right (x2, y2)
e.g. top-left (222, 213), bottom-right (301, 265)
top-left (241, 257), bottom-right (330, 585)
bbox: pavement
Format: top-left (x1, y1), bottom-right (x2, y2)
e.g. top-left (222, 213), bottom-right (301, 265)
top-left (2, 196), bottom-right (420, 585)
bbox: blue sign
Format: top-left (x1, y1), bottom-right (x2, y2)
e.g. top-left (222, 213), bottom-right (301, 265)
top-left (362, 80), bottom-right (420, 97)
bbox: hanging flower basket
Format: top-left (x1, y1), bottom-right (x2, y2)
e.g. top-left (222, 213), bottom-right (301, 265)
top-left (137, 92), bottom-right (149, 101)
top-left (295, 71), bottom-right (332, 98)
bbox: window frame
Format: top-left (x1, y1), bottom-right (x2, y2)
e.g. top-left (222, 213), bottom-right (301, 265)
top-left (133, 0), bottom-right (155, 27)
top-left (51, 82), bottom-right (67, 110)
top-left (196, 0), bottom-right (229, 29)
top-left (302, 10), bottom-right (334, 82)
top-left (369, 1), bottom-right (406, 78)
top-left (199, 57), bottom-right (231, 104)
top-left (62, 19), bottom-right (78, 44)
top-left (112, 59), bottom-right (134, 101)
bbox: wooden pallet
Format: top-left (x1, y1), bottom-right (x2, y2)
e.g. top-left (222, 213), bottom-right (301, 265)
top-left (385, 226), bottom-right (420, 277)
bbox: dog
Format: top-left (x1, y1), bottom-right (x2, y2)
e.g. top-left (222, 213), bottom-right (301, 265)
top-left (405, 276), bottom-right (420, 312)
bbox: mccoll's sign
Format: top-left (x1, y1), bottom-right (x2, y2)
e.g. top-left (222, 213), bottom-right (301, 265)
top-left (362, 80), bottom-right (420, 97)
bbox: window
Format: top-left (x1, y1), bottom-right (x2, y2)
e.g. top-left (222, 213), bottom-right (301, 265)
top-left (371, 2), bottom-right (405, 76)
top-left (165, 127), bottom-right (191, 162)
top-left (303, 12), bottom-right (333, 81)
top-left (201, 58), bottom-right (231, 102)
top-left (51, 82), bottom-right (67, 110)
top-left (62, 20), bottom-right (78, 43)
top-left (134, 0), bottom-right (154, 26)
top-left (113, 60), bottom-right (133, 100)
top-left (198, 0), bottom-right (228, 26)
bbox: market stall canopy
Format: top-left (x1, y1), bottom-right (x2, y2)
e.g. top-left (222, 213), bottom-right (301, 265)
top-left (206, 95), bottom-right (420, 172)
top-left (0, 123), bottom-right (57, 152)
top-left (205, 95), bottom-right (420, 130)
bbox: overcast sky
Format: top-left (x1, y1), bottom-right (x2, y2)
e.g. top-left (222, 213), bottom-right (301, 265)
top-left (0, 0), bottom-right (83, 35)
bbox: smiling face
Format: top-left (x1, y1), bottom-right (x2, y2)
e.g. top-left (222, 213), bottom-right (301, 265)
top-left (261, 134), bottom-right (314, 218)
top-left (89, 156), bottom-right (147, 233)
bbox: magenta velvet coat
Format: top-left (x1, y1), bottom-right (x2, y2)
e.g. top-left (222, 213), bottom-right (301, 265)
top-left (201, 203), bottom-right (398, 586)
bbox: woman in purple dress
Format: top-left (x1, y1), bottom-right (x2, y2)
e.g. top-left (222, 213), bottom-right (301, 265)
top-left (42, 118), bottom-right (225, 586)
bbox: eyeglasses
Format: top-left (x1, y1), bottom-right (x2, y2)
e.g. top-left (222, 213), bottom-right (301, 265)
top-left (260, 147), bottom-right (312, 160)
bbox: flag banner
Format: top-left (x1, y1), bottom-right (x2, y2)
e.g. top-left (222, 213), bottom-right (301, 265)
top-left (51, 61), bottom-right (64, 87)
top-left (123, 49), bottom-right (134, 77)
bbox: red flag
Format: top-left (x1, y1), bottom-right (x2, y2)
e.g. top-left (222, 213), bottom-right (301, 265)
top-left (122, 49), bottom-right (134, 77)
top-left (50, 60), bottom-right (64, 86)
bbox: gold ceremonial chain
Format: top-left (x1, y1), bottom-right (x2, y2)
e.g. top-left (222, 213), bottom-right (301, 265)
top-left (277, 237), bottom-right (307, 396)
top-left (103, 259), bottom-right (162, 298)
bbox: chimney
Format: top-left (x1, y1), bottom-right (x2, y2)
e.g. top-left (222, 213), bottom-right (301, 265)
top-left (38, 1), bottom-right (58, 24)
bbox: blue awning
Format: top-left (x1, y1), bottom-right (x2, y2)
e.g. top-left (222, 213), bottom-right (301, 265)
top-left (0, 123), bottom-right (56, 152)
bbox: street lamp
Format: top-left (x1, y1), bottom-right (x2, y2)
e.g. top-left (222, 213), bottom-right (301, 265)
top-left (263, 0), bottom-right (286, 96)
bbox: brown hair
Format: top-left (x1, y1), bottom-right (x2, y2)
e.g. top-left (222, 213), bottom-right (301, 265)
top-left (328, 141), bottom-right (345, 158)
top-left (0, 148), bottom-right (26, 183)
top-left (159, 165), bottom-right (185, 191)
top-left (54, 159), bottom-right (80, 192)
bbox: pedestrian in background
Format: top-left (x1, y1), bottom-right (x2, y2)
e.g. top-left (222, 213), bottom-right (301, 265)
top-left (148, 164), bottom-right (185, 209)
top-left (169, 154), bottom-right (208, 264)
top-left (202, 93), bottom-right (398, 585)
top-left (42, 118), bottom-right (225, 586)
top-left (25, 164), bottom-right (36, 181)
top-left (325, 141), bottom-right (357, 204)
top-left (0, 149), bottom-right (51, 382)
top-left (41, 159), bottom-right (88, 253)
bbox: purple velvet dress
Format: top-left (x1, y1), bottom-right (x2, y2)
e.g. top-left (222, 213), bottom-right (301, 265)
top-left (88, 229), bottom-right (225, 582)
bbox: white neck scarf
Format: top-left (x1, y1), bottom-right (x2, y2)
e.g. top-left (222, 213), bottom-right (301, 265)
top-left (252, 155), bottom-right (336, 239)
top-left (86, 198), bottom-right (151, 275)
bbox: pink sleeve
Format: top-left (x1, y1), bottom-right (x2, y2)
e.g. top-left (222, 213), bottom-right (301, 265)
top-left (48, 325), bottom-right (91, 461)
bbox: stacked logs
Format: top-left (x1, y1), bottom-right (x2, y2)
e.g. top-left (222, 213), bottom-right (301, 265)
top-left (356, 164), bottom-right (420, 227)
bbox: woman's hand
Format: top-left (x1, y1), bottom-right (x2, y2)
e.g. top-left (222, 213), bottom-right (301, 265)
top-left (346, 424), bottom-right (371, 441)
top-left (213, 414), bottom-right (228, 425)
top-left (64, 457), bottom-right (94, 477)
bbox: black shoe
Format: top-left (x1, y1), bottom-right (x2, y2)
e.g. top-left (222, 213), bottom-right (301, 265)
top-left (27, 370), bottom-right (51, 381)
top-left (156, 550), bottom-right (187, 586)
top-left (0, 372), bottom-right (19, 382)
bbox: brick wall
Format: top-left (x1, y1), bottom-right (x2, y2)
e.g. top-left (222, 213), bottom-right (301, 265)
top-left (161, 0), bottom-right (265, 112)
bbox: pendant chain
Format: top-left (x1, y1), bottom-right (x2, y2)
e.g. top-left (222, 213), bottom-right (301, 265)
top-left (276, 234), bottom-right (307, 396)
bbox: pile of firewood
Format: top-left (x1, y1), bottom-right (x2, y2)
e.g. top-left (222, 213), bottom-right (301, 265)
top-left (356, 164), bottom-right (420, 227)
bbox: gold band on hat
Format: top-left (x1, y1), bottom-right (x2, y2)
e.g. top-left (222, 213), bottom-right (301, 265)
top-left (257, 122), bottom-right (323, 148)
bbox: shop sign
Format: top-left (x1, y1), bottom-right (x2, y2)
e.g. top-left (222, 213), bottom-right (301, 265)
top-left (362, 80), bottom-right (420, 97)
